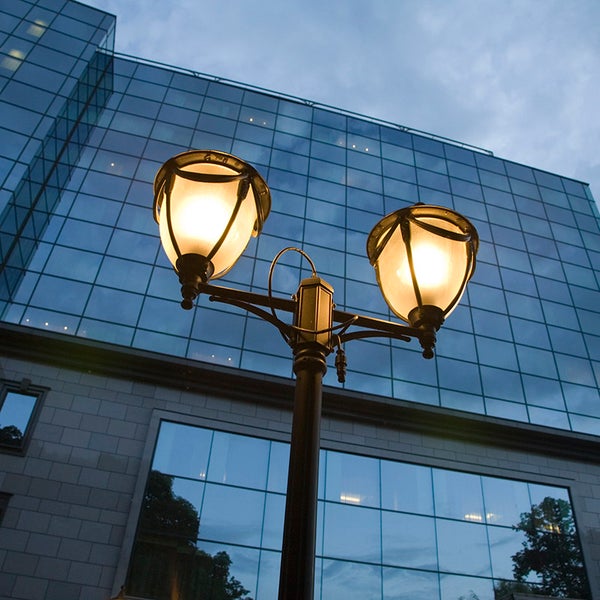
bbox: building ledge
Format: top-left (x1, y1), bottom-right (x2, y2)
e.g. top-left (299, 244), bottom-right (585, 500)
top-left (1, 322), bottom-right (599, 463)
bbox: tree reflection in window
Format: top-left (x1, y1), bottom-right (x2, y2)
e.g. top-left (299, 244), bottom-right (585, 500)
top-left (0, 424), bottom-right (23, 446)
top-left (492, 496), bottom-right (590, 599)
top-left (127, 470), bottom-right (253, 600)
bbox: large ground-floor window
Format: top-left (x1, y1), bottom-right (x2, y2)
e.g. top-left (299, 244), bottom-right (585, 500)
top-left (126, 421), bottom-right (590, 599)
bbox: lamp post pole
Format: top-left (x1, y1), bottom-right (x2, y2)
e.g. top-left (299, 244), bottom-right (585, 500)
top-left (278, 275), bottom-right (334, 600)
top-left (278, 345), bottom-right (325, 600)
top-left (151, 150), bottom-right (479, 600)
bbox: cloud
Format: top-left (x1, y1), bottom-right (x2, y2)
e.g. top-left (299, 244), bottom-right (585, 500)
top-left (86, 0), bottom-right (600, 200)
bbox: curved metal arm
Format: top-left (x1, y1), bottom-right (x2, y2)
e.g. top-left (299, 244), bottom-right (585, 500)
top-left (339, 329), bottom-right (411, 344)
top-left (194, 280), bottom-right (437, 361)
top-left (207, 293), bottom-right (293, 344)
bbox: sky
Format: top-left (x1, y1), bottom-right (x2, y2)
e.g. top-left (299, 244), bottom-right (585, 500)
top-left (85, 0), bottom-right (600, 202)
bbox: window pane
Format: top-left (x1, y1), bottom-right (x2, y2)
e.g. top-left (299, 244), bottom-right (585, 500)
top-left (325, 451), bottom-right (380, 508)
top-left (267, 441), bottom-right (290, 494)
top-left (381, 461), bottom-right (434, 515)
top-left (321, 559), bottom-right (381, 600)
top-left (382, 512), bottom-right (437, 570)
top-left (433, 469), bottom-right (484, 521)
top-left (152, 422), bottom-right (212, 480)
top-left (200, 484), bottom-right (264, 546)
top-left (208, 431), bottom-right (270, 489)
top-left (437, 519), bottom-right (491, 576)
top-left (488, 525), bottom-right (525, 580)
top-left (383, 567), bottom-right (440, 600)
top-left (481, 476), bottom-right (530, 526)
top-left (322, 503), bottom-right (381, 562)
top-left (440, 572), bottom-right (494, 600)
top-left (0, 391), bottom-right (37, 446)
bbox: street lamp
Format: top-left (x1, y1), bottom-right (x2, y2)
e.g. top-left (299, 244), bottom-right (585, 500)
top-left (153, 150), bottom-right (479, 600)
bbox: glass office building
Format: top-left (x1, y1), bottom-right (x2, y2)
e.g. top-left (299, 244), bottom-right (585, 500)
top-left (0, 1), bottom-right (598, 599)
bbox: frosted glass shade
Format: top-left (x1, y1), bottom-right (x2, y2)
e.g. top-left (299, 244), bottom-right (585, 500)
top-left (153, 150), bottom-right (270, 280)
top-left (367, 204), bottom-right (478, 325)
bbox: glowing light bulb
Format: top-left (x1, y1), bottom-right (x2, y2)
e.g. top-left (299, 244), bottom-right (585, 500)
top-left (396, 242), bottom-right (450, 289)
top-left (186, 193), bottom-right (229, 245)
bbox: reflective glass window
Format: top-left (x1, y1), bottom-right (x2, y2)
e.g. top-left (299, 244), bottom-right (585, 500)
top-left (494, 231), bottom-right (527, 257)
top-left (511, 178), bottom-right (540, 200)
top-left (30, 274), bottom-right (90, 314)
top-left (381, 460), bottom-right (433, 515)
top-left (346, 167), bottom-right (382, 193)
top-left (382, 512), bottom-right (437, 569)
top-left (485, 397), bottom-right (529, 421)
top-left (481, 476), bottom-right (530, 526)
top-left (273, 131), bottom-right (310, 155)
top-left (417, 168), bottom-right (450, 192)
top-left (437, 357), bottom-right (482, 394)
top-left (501, 268), bottom-right (538, 296)
top-left (381, 142), bottom-right (413, 164)
top-left (321, 560), bottom-right (381, 600)
top-left (541, 300), bottom-right (579, 329)
top-left (414, 137), bottom-right (444, 157)
top-left (433, 469), bottom-right (484, 521)
top-left (267, 441), bottom-right (290, 494)
top-left (481, 366), bottom-right (524, 402)
top-left (207, 431), bottom-right (270, 489)
top-left (325, 451), bottom-right (380, 508)
top-left (483, 185), bottom-right (514, 208)
top-left (44, 245), bottom-right (102, 283)
top-left (382, 158), bottom-right (416, 182)
top-left (436, 329), bottom-right (478, 363)
top-left (437, 519), bottom-right (491, 576)
top-left (383, 567), bottom-right (440, 600)
top-left (506, 161), bottom-right (535, 182)
top-left (0, 386), bottom-right (41, 451)
top-left (516, 346), bottom-right (558, 379)
top-left (511, 317), bottom-right (551, 349)
top-left (125, 423), bottom-right (589, 598)
top-left (480, 169), bottom-right (511, 192)
top-left (84, 286), bottom-right (143, 326)
top-left (540, 186), bottom-right (569, 208)
top-left (478, 337), bottom-right (518, 370)
top-left (475, 153), bottom-right (505, 175)
top-left (152, 421), bottom-right (212, 479)
top-left (322, 503), bottom-right (381, 562)
top-left (200, 483), bottom-right (264, 546)
top-left (313, 108), bottom-right (345, 129)
top-left (468, 283), bottom-right (506, 312)
top-left (448, 160), bottom-right (479, 182)
top-left (451, 177), bottom-right (483, 200)
top-left (445, 144), bottom-right (476, 165)
top-left (440, 573), bottom-right (493, 600)
top-left (311, 123), bottom-right (346, 146)
top-left (347, 149), bottom-right (380, 173)
top-left (384, 177), bottom-right (418, 201)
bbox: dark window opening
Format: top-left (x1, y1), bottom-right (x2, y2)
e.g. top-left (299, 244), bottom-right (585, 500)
top-left (0, 379), bottom-right (46, 452)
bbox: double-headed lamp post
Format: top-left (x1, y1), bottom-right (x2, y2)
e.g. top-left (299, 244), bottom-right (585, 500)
top-left (153, 150), bottom-right (479, 600)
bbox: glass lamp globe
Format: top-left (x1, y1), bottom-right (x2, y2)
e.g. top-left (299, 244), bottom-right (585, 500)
top-left (367, 203), bottom-right (478, 354)
top-left (153, 150), bottom-right (271, 308)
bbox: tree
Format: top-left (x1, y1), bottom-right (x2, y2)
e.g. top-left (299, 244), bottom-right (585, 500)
top-left (0, 425), bottom-right (23, 447)
top-left (511, 496), bottom-right (590, 599)
top-left (493, 579), bottom-right (536, 599)
top-left (128, 470), bottom-right (253, 600)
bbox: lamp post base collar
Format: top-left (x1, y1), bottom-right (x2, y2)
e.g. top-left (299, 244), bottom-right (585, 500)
top-left (408, 305), bottom-right (445, 359)
top-left (175, 253), bottom-right (214, 309)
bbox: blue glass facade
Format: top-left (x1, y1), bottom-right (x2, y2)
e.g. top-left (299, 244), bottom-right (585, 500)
top-left (0, 0), bottom-right (114, 305)
top-left (0, 2), bottom-right (599, 599)
top-left (1, 37), bottom-right (599, 434)
top-left (126, 420), bottom-right (588, 600)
